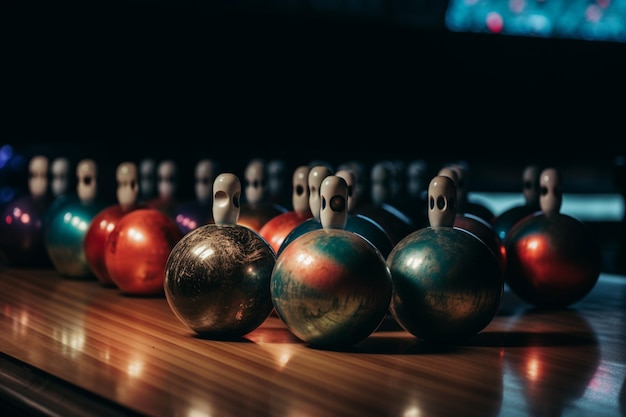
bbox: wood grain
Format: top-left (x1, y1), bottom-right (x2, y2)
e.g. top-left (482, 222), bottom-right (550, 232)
top-left (0, 267), bottom-right (624, 417)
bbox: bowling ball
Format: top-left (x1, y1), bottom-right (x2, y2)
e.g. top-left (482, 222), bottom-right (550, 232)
top-left (271, 228), bottom-right (392, 348)
top-left (45, 196), bottom-right (109, 278)
top-left (386, 227), bottom-right (504, 343)
top-left (174, 200), bottom-right (213, 235)
top-left (491, 205), bottom-right (539, 241)
top-left (503, 212), bottom-right (602, 308)
top-left (105, 209), bottom-right (183, 296)
top-left (164, 223), bottom-right (276, 338)
top-left (0, 194), bottom-right (50, 267)
top-left (277, 214), bottom-right (394, 259)
top-left (258, 210), bottom-right (312, 254)
top-left (84, 204), bottom-right (141, 286)
top-left (454, 212), bottom-right (505, 270)
top-left (238, 202), bottom-right (287, 233)
top-left (355, 202), bottom-right (415, 246)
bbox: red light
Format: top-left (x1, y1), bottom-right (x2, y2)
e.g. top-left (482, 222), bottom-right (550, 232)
top-left (486, 12), bottom-right (504, 33)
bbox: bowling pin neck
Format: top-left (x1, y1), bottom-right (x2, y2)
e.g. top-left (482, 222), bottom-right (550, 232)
top-left (320, 175), bottom-right (348, 230)
top-left (292, 165), bottom-right (312, 216)
top-left (116, 162), bottom-right (139, 211)
top-left (50, 157), bottom-right (71, 199)
top-left (244, 158), bottom-right (266, 205)
top-left (195, 159), bottom-right (218, 206)
top-left (308, 165), bottom-right (333, 222)
top-left (522, 164), bottom-right (541, 209)
top-left (427, 175), bottom-right (457, 229)
top-left (336, 169), bottom-right (357, 213)
top-left (76, 159), bottom-right (98, 204)
top-left (28, 155), bottom-right (49, 201)
top-left (539, 167), bottom-right (562, 218)
top-left (157, 159), bottom-right (178, 201)
top-left (213, 173), bottom-right (241, 225)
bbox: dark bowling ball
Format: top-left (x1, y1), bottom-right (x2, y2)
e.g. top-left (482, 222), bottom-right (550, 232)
top-left (0, 194), bottom-right (50, 267)
top-left (454, 212), bottom-right (506, 271)
top-left (492, 205), bottom-right (540, 241)
top-left (277, 214), bottom-right (394, 259)
top-left (174, 200), bottom-right (213, 235)
top-left (491, 163), bottom-right (542, 242)
top-left (387, 227), bottom-right (504, 343)
top-left (386, 175), bottom-right (504, 343)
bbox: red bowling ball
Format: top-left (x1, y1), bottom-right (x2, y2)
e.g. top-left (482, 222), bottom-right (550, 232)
top-left (84, 162), bottom-right (141, 286)
top-left (259, 165), bottom-right (313, 253)
top-left (504, 168), bottom-right (602, 309)
top-left (105, 208), bottom-right (183, 296)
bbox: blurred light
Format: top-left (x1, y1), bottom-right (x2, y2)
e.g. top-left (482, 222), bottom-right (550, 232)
top-left (0, 145), bottom-right (13, 169)
top-left (0, 187), bottom-right (16, 205)
top-left (445, 0), bottom-right (626, 42)
top-left (486, 12), bottom-right (504, 33)
top-left (472, 192), bottom-right (624, 221)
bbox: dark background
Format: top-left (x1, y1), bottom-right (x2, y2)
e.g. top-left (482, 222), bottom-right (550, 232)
top-left (3, 0), bottom-right (625, 151)
top-left (1, 0), bottom-right (625, 273)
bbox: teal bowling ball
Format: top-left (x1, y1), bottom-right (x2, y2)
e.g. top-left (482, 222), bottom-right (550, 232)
top-left (271, 228), bottom-right (392, 348)
top-left (45, 196), bottom-right (109, 278)
top-left (387, 227), bottom-right (504, 343)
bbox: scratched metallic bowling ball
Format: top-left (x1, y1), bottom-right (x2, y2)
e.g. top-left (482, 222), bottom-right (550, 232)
top-left (0, 194), bottom-right (50, 267)
top-left (164, 224), bottom-right (276, 338)
top-left (105, 209), bottom-right (183, 296)
top-left (84, 205), bottom-right (140, 286)
top-left (271, 229), bottom-right (392, 348)
top-left (503, 213), bottom-right (602, 309)
top-left (277, 214), bottom-right (394, 259)
top-left (386, 227), bottom-right (504, 343)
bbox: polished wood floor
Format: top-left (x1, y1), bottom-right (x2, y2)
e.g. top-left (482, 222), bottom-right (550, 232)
top-left (0, 266), bottom-right (624, 417)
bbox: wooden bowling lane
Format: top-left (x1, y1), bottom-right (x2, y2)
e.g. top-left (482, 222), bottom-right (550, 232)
top-left (0, 267), bottom-right (624, 417)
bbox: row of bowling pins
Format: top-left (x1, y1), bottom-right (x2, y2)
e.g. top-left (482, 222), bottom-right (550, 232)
top-left (0, 153), bottom-right (524, 276)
